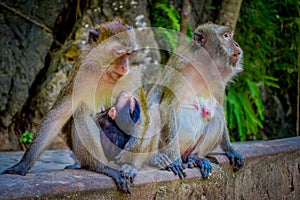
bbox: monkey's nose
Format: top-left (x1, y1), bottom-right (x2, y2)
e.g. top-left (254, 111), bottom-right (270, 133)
top-left (118, 65), bottom-right (128, 75)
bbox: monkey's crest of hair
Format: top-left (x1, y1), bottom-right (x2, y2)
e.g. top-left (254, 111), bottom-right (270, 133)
top-left (96, 18), bottom-right (130, 42)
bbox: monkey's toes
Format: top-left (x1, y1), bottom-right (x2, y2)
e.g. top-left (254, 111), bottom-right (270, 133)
top-left (233, 156), bottom-right (244, 172)
top-left (225, 150), bottom-right (244, 172)
top-left (121, 164), bottom-right (137, 183)
top-left (115, 176), bottom-right (131, 194)
top-left (199, 159), bottom-right (212, 179)
top-left (166, 159), bottom-right (186, 179)
top-left (187, 155), bottom-right (212, 179)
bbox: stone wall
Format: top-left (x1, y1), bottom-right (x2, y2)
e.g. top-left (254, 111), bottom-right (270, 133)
top-left (0, 137), bottom-right (299, 199)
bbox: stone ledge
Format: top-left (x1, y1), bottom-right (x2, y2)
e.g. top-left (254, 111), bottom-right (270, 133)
top-left (0, 137), bottom-right (299, 199)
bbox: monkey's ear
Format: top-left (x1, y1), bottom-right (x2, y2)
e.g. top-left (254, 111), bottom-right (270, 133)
top-left (108, 107), bottom-right (117, 120)
top-left (193, 31), bottom-right (206, 46)
top-left (88, 29), bottom-right (99, 44)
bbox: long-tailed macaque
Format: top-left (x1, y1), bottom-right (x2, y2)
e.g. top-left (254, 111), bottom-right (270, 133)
top-left (147, 23), bottom-right (244, 179)
top-left (97, 91), bottom-right (140, 161)
top-left (2, 18), bottom-right (137, 193)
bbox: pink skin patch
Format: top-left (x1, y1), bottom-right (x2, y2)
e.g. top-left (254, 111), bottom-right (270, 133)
top-left (202, 108), bottom-right (210, 118)
top-left (193, 103), bottom-right (210, 119)
top-left (194, 103), bottom-right (200, 111)
top-left (181, 146), bottom-right (195, 158)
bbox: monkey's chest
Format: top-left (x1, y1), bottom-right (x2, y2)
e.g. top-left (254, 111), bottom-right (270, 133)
top-left (176, 105), bottom-right (209, 156)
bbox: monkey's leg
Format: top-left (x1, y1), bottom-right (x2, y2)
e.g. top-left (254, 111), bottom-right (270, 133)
top-left (187, 154), bottom-right (212, 179)
top-left (62, 118), bottom-right (81, 169)
top-left (220, 128), bottom-right (244, 172)
top-left (2, 99), bottom-right (72, 175)
top-left (72, 107), bottom-right (131, 194)
top-left (159, 106), bottom-right (186, 179)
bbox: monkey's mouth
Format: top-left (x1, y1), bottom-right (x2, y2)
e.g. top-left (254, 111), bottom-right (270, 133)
top-left (230, 54), bottom-right (239, 66)
top-left (110, 71), bottom-right (124, 81)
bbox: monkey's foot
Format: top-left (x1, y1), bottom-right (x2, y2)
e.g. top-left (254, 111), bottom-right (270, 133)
top-left (2, 162), bottom-right (29, 176)
top-left (166, 158), bottom-right (186, 179)
top-left (64, 163), bottom-right (81, 169)
top-left (147, 153), bottom-right (173, 169)
top-left (187, 155), bottom-right (211, 179)
top-left (121, 163), bottom-right (137, 184)
top-left (114, 173), bottom-right (131, 194)
top-left (100, 165), bottom-right (132, 194)
top-left (225, 150), bottom-right (244, 172)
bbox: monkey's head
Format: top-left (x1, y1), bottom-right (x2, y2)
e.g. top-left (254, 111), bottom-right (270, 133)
top-left (87, 18), bottom-right (137, 83)
top-left (193, 23), bottom-right (243, 82)
top-left (98, 92), bottom-right (140, 134)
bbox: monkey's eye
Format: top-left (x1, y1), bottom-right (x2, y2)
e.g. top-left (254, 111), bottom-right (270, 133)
top-left (223, 32), bottom-right (232, 38)
top-left (223, 32), bottom-right (231, 38)
top-left (115, 49), bottom-right (126, 55)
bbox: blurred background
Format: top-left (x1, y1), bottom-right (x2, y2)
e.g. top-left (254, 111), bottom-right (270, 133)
top-left (0, 0), bottom-right (298, 151)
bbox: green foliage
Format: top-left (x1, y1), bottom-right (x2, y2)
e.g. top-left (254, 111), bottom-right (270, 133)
top-left (20, 130), bottom-right (33, 144)
top-left (149, 0), bottom-right (298, 140)
top-left (150, 0), bottom-right (183, 52)
top-left (228, 0), bottom-right (299, 140)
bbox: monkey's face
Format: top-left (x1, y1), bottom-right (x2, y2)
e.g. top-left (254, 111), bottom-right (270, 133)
top-left (193, 23), bottom-right (243, 81)
top-left (221, 31), bottom-right (242, 67)
top-left (106, 43), bottom-right (136, 83)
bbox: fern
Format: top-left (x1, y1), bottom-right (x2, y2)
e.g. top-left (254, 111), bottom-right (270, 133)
top-left (150, 0), bottom-right (181, 53)
top-left (154, 3), bottom-right (180, 31)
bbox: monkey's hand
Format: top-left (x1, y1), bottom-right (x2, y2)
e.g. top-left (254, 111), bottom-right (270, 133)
top-left (225, 149), bottom-right (244, 172)
top-left (114, 172), bottom-right (132, 194)
top-left (166, 158), bottom-right (186, 179)
top-left (187, 155), bottom-right (212, 179)
top-left (2, 162), bottom-right (29, 176)
top-left (121, 163), bottom-right (137, 184)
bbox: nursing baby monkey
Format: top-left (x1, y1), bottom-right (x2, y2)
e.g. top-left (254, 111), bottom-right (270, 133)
top-left (2, 18), bottom-right (137, 194)
top-left (97, 92), bottom-right (140, 162)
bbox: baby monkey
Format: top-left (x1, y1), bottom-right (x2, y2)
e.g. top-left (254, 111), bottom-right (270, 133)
top-left (97, 92), bottom-right (140, 162)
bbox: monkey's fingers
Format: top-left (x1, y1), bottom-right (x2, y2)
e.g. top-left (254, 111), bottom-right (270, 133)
top-left (166, 159), bottom-right (186, 179)
top-left (199, 159), bottom-right (212, 179)
top-left (156, 153), bottom-right (173, 169)
top-left (121, 164), bottom-right (137, 183)
top-left (233, 154), bottom-right (244, 172)
top-left (115, 177), bottom-right (131, 194)
top-left (167, 165), bottom-right (183, 178)
top-left (187, 155), bottom-right (212, 179)
top-left (225, 150), bottom-right (244, 172)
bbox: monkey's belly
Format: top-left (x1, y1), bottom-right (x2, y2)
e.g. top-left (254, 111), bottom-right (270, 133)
top-left (176, 106), bottom-right (206, 156)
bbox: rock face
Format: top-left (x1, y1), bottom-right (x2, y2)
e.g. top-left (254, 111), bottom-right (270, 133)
top-left (0, 0), bottom-right (161, 150)
top-left (0, 0), bottom-right (67, 150)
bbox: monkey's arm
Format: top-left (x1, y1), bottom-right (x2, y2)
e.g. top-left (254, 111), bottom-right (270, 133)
top-left (72, 104), bottom-right (131, 194)
top-left (220, 128), bottom-right (244, 172)
top-left (2, 97), bottom-right (73, 175)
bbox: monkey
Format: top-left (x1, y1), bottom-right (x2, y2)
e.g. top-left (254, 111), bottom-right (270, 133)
top-left (2, 18), bottom-right (137, 194)
top-left (97, 91), bottom-right (141, 161)
top-left (145, 23), bottom-right (244, 179)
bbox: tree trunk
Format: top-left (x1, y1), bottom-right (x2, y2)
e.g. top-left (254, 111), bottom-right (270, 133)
top-left (216, 0), bottom-right (243, 30)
